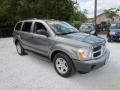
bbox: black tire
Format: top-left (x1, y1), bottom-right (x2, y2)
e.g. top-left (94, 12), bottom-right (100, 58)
top-left (107, 36), bottom-right (112, 42)
top-left (16, 42), bottom-right (25, 55)
top-left (94, 32), bottom-right (98, 36)
top-left (53, 53), bottom-right (75, 77)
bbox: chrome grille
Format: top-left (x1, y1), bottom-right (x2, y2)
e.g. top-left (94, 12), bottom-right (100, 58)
top-left (93, 46), bottom-right (101, 52)
top-left (93, 51), bottom-right (101, 57)
top-left (116, 32), bottom-right (120, 36)
top-left (93, 44), bottom-right (105, 58)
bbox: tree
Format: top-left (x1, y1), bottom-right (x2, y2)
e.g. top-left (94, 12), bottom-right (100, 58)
top-left (0, 0), bottom-right (88, 37)
top-left (104, 8), bottom-right (120, 19)
top-left (70, 10), bottom-right (88, 28)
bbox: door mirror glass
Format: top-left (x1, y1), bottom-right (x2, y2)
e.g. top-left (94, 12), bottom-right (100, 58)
top-left (34, 22), bottom-right (49, 37)
top-left (36, 29), bottom-right (48, 36)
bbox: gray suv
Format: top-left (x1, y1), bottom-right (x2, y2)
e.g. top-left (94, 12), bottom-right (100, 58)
top-left (13, 19), bottom-right (110, 77)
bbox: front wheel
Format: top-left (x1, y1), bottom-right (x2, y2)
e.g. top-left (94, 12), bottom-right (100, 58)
top-left (53, 53), bottom-right (75, 77)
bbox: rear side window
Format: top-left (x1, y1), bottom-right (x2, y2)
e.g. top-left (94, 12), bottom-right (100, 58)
top-left (22, 22), bottom-right (32, 32)
top-left (15, 22), bottom-right (22, 31)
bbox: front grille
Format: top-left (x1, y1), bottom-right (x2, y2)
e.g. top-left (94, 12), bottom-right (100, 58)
top-left (93, 45), bottom-right (102, 58)
top-left (93, 51), bottom-right (101, 57)
top-left (116, 32), bottom-right (120, 36)
top-left (93, 46), bottom-right (101, 52)
top-left (112, 36), bottom-right (120, 40)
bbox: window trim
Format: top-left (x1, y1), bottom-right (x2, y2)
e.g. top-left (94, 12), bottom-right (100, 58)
top-left (14, 22), bottom-right (23, 31)
top-left (21, 21), bottom-right (33, 33)
top-left (32, 21), bottom-right (50, 36)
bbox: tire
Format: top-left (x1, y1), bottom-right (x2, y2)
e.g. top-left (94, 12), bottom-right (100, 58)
top-left (16, 42), bottom-right (25, 55)
top-left (107, 36), bottom-right (112, 42)
top-left (53, 53), bottom-right (75, 77)
top-left (94, 32), bottom-right (98, 36)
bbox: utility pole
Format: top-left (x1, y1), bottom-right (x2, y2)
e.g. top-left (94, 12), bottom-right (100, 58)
top-left (94, 0), bottom-right (97, 25)
top-left (76, 0), bottom-right (77, 3)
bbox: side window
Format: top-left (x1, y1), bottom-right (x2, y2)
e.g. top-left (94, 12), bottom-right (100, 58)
top-left (15, 22), bottom-right (22, 31)
top-left (33, 22), bottom-right (47, 34)
top-left (22, 22), bottom-right (32, 32)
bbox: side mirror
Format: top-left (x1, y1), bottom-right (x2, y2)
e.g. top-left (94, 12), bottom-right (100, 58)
top-left (36, 29), bottom-right (49, 37)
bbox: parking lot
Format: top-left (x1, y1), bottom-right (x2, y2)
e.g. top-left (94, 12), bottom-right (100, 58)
top-left (0, 35), bottom-right (120, 90)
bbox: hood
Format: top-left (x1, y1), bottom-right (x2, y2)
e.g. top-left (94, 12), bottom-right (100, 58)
top-left (111, 29), bottom-right (120, 32)
top-left (60, 33), bottom-right (105, 46)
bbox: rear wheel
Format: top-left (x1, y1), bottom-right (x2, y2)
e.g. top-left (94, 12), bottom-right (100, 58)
top-left (16, 42), bottom-right (25, 55)
top-left (53, 53), bottom-right (75, 77)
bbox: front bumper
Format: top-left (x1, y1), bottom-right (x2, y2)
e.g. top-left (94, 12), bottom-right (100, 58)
top-left (72, 49), bottom-right (110, 72)
top-left (110, 35), bottom-right (120, 41)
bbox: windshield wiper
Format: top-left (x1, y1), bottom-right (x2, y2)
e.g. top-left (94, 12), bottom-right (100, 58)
top-left (60, 31), bottom-right (78, 35)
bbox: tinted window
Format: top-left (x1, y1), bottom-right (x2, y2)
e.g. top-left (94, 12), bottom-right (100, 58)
top-left (80, 24), bottom-right (94, 31)
top-left (33, 22), bottom-right (47, 34)
top-left (15, 22), bottom-right (22, 31)
top-left (110, 23), bottom-right (120, 29)
top-left (22, 22), bottom-right (32, 32)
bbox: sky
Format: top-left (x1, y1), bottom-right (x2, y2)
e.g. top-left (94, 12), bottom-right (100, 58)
top-left (77, 0), bottom-right (120, 18)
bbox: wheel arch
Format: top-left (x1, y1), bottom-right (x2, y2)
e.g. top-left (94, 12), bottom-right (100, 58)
top-left (15, 39), bottom-right (19, 45)
top-left (50, 45), bottom-right (78, 61)
top-left (50, 50), bottom-right (69, 61)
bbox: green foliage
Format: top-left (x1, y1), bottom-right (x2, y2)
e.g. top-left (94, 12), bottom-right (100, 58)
top-left (0, 0), bottom-right (87, 37)
top-left (104, 8), bottom-right (120, 19)
top-left (70, 10), bottom-right (88, 28)
top-left (71, 21), bottom-right (81, 29)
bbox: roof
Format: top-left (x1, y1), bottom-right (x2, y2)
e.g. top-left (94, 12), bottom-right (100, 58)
top-left (18, 19), bottom-right (61, 23)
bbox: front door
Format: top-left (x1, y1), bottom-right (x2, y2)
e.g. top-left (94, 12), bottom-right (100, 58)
top-left (31, 22), bottom-right (51, 56)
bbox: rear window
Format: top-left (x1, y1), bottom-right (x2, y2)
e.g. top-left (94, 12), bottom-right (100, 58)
top-left (22, 22), bottom-right (32, 32)
top-left (15, 22), bottom-right (22, 31)
top-left (80, 24), bottom-right (94, 31)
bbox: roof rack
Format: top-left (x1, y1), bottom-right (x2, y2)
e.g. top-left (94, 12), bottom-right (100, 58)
top-left (32, 18), bottom-right (37, 19)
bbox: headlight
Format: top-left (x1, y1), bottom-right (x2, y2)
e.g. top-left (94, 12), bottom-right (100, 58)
top-left (101, 45), bottom-right (106, 53)
top-left (110, 31), bottom-right (115, 35)
top-left (90, 30), bottom-right (95, 34)
top-left (77, 48), bottom-right (92, 61)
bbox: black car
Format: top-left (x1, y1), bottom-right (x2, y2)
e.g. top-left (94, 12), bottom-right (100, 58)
top-left (79, 23), bottom-right (97, 36)
top-left (107, 23), bottom-right (120, 42)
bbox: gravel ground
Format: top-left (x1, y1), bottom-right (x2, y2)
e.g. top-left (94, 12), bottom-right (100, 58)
top-left (0, 35), bottom-right (120, 90)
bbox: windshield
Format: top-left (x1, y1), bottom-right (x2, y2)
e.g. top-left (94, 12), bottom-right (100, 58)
top-left (110, 23), bottom-right (120, 29)
top-left (47, 21), bottom-right (79, 35)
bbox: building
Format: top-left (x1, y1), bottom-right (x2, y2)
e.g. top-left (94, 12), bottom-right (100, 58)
top-left (88, 13), bottom-right (120, 24)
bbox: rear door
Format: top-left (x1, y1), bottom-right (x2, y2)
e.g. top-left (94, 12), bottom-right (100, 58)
top-left (20, 21), bottom-right (33, 49)
top-left (13, 22), bottom-right (23, 42)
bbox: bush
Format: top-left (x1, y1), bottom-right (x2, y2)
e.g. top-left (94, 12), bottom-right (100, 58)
top-left (71, 21), bottom-right (81, 29)
top-left (0, 26), bottom-right (14, 38)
